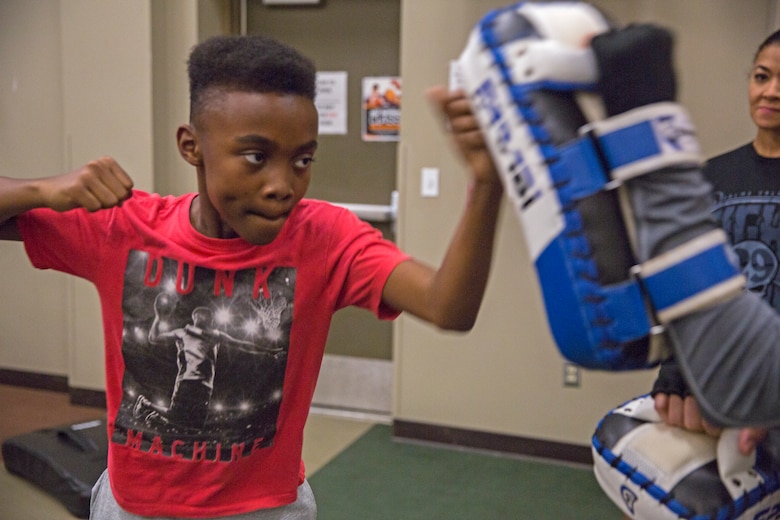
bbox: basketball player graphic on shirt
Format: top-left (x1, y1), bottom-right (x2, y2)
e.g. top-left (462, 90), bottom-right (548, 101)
top-left (133, 293), bottom-right (284, 430)
top-left (112, 251), bottom-right (294, 461)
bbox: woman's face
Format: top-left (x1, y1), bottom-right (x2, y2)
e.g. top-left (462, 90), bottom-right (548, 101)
top-left (750, 43), bottom-right (780, 133)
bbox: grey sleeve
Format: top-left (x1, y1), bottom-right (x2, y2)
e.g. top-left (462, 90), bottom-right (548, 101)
top-left (627, 165), bottom-right (780, 427)
top-left (671, 294), bottom-right (780, 428)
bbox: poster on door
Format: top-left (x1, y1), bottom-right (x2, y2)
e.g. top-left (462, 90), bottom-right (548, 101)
top-left (362, 76), bottom-right (401, 142)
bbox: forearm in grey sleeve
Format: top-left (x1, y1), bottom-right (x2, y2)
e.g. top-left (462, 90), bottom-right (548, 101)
top-left (628, 165), bottom-right (780, 428)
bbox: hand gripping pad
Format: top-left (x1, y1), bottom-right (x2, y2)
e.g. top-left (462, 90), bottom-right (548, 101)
top-left (456, 2), bottom-right (743, 369)
top-left (592, 396), bottom-right (780, 519)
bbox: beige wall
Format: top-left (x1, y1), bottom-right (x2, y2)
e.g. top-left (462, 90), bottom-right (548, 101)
top-left (151, 0), bottom-right (232, 197)
top-left (61, 0), bottom-right (155, 391)
top-left (0, 0), bottom-right (774, 446)
top-left (151, 1), bottom-right (198, 197)
top-left (0, 1), bottom-right (69, 377)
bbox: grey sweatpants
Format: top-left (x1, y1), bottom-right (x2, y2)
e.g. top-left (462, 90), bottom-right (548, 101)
top-left (89, 470), bottom-right (317, 520)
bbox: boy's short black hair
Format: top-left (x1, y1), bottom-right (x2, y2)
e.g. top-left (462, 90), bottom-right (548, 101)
top-left (187, 35), bottom-right (317, 124)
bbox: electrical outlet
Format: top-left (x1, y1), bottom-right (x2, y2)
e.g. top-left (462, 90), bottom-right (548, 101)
top-left (563, 363), bottom-right (580, 387)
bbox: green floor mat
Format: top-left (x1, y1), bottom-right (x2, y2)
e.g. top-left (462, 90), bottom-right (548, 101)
top-left (309, 424), bottom-right (619, 519)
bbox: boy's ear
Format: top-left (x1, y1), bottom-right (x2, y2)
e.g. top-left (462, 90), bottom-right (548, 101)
top-left (177, 124), bottom-right (202, 166)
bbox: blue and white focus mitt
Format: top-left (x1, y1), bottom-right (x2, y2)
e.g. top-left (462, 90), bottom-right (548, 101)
top-left (456, 2), bottom-right (743, 371)
top-left (593, 396), bottom-right (780, 519)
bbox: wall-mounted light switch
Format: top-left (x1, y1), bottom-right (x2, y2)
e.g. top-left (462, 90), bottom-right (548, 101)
top-left (421, 167), bottom-right (439, 197)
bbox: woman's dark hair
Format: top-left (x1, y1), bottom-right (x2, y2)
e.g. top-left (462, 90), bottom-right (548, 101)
top-left (755, 29), bottom-right (780, 63)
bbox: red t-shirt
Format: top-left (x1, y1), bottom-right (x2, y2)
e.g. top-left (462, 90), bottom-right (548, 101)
top-left (18, 191), bottom-right (408, 517)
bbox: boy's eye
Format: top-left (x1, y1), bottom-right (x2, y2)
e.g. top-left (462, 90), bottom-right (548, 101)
top-left (244, 152), bottom-right (266, 165)
top-left (294, 156), bottom-right (315, 169)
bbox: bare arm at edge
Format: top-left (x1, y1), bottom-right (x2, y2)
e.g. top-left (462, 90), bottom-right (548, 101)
top-left (0, 156), bottom-right (134, 242)
top-left (381, 87), bottom-right (503, 331)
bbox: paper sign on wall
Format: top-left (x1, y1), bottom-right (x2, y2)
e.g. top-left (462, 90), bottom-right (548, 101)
top-left (315, 71), bottom-right (348, 135)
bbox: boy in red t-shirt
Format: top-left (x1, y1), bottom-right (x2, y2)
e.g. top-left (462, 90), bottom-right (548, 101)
top-left (0, 35), bottom-right (503, 519)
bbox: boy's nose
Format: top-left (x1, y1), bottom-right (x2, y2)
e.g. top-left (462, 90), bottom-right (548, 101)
top-left (261, 166), bottom-right (294, 200)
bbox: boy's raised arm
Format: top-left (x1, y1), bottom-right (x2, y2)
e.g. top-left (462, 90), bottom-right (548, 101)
top-left (381, 87), bottom-right (503, 331)
top-left (0, 156), bottom-right (134, 240)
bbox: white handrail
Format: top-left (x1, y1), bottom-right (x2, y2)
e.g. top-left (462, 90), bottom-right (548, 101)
top-left (332, 190), bottom-right (398, 223)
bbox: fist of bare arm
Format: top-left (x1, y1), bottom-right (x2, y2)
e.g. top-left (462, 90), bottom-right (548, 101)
top-left (0, 156), bottom-right (134, 235)
top-left (381, 87), bottom-right (503, 331)
top-left (426, 86), bottom-right (501, 187)
top-left (37, 156), bottom-right (134, 213)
